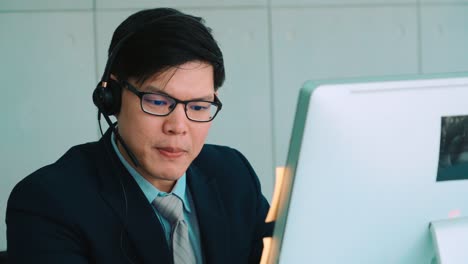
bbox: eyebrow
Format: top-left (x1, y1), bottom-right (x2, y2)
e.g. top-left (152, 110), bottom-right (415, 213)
top-left (145, 85), bottom-right (214, 101)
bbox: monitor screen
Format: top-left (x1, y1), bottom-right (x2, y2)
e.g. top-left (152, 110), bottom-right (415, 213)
top-left (268, 74), bottom-right (468, 264)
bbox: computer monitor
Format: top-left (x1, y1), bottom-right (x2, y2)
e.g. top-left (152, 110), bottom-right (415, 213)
top-left (267, 74), bottom-right (468, 264)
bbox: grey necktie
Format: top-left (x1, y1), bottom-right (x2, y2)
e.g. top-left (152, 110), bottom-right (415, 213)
top-left (153, 194), bottom-right (196, 264)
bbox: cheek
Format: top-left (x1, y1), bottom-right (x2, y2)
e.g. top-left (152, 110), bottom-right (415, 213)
top-left (118, 94), bottom-right (139, 125)
top-left (118, 104), bottom-right (160, 147)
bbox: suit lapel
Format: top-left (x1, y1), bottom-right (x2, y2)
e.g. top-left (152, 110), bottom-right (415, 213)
top-left (187, 165), bottom-right (230, 264)
top-left (96, 130), bottom-right (171, 264)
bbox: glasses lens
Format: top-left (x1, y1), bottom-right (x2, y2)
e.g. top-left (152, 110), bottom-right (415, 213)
top-left (186, 101), bottom-right (219, 121)
top-left (141, 93), bottom-right (175, 115)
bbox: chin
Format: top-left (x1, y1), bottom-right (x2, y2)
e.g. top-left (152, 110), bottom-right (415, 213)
top-left (162, 171), bottom-right (184, 181)
top-left (152, 167), bottom-right (186, 181)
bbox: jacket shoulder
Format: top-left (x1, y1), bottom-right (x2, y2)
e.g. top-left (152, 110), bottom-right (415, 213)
top-left (7, 141), bottom-right (101, 210)
top-left (20, 142), bottom-right (98, 182)
top-left (193, 144), bottom-right (260, 189)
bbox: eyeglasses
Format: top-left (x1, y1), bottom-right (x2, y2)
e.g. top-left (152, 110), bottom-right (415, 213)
top-left (123, 81), bottom-right (222, 122)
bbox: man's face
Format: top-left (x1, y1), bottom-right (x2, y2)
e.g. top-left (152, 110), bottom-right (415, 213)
top-left (116, 61), bottom-right (215, 192)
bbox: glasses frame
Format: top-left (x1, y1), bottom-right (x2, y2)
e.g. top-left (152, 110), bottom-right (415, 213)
top-left (122, 80), bottom-right (222, 122)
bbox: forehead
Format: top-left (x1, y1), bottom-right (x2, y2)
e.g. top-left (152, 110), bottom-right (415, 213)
top-left (141, 61), bottom-right (215, 97)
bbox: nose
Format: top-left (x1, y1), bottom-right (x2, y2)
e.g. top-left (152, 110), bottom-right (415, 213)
top-left (162, 103), bottom-right (188, 135)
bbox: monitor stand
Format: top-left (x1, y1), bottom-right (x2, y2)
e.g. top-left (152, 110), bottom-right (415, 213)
top-left (430, 216), bottom-right (468, 264)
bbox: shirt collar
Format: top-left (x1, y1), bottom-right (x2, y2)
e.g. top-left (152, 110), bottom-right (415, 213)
top-left (110, 132), bottom-right (191, 213)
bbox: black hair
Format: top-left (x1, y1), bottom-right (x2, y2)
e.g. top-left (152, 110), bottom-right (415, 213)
top-left (109, 8), bottom-right (225, 90)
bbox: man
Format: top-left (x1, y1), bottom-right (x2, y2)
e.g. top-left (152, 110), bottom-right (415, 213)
top-left (7, 8), bottom-right (271, 264)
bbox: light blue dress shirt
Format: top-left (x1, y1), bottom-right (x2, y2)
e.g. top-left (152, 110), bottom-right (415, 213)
top-left (111, 134), bottom-right (204, 263)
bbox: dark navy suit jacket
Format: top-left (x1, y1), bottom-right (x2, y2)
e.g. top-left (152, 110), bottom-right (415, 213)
top-left (6, 129), bottom-right (271, 263)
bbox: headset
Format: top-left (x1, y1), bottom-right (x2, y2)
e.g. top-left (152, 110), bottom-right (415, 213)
top-left (92, 12), bottom-right (186, 116)
top-left (92, 13), bottom-right (182, 168)
top-left (92, 27), bottom-right (141, 167)
top-left (92, 34), bottom-right (129, 116)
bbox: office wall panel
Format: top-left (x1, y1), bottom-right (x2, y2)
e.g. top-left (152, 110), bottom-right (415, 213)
top-left (96, 9), bottom-right (274, 200)
top-left (271, 0), bottom-right (416, 6)
top-left (421, 6), bottom-right (468, 73)
top-left (0, 0), bottom-right (92, 10)
top-left (0, 12), bottom-right (96, 251)
top-left (272, 7), bottom-right (418, 167)
top-left (96, 0), bottom-right (267, 9)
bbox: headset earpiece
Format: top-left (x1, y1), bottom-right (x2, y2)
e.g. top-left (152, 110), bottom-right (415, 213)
top-left (92, 11), bottom-right (184, 168)
top-left (93, 14), bottom-right (180, 116)
top-left (92, 78), bottom-right (123, 116)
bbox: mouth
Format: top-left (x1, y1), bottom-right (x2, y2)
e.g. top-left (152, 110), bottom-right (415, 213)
top-left (156, 147), bottom-right (186, 159)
